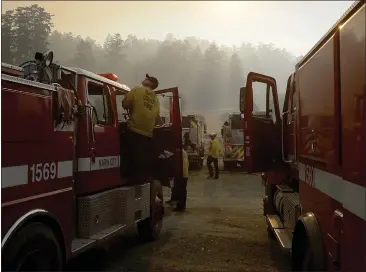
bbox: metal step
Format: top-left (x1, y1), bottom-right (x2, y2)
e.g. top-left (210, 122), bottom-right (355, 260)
top-left (71, 223), bottom-right (127, 256)
top-left (71, 238), bottom-right (95, 254)
top-left (90, 223), bottom-right (126, 240)
top-left (273, 229), bottom-right (292, 250)
top-left (266, 214), bottom-right (284, 229)
top-left (276, 184), bottom-right (294, 193)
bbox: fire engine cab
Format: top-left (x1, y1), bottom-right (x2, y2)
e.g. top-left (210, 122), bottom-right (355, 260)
top-left (1, 51), bottom-right (183, 270)
top-left (239, 2), bottom-right (365, 271)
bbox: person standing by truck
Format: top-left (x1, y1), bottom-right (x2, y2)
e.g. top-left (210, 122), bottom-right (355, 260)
top-left (122, 74), bottom-right (160, 184)
top-left (207, 132), bottom-right (221, 179)
top-left (174, 146), bottom-right (189, 211)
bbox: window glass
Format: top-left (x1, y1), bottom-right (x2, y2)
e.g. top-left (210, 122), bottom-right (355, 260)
top-left (157, 94), bottom-right (171, 125)
top-left (231, 115), bottom-right (242, 129)
top-left (252, 82), bottom-right (267, 113)
top-left (87, 81), bottom-right (113, 125)
top-left (252, 82), bottom-right (277, 123)
top-left (268, 85), bottom-right (276, 123)
top-left (291, 89), bottom-right (297, 112)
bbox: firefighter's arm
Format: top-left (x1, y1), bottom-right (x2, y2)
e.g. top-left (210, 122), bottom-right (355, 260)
top-left (122, 88), bottom-right (136, 110)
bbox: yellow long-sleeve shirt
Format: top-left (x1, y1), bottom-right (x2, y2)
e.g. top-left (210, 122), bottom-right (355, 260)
top-left (122, 86), bottom-right (160, 137)
top-left (209, 138), bottom-right (221, 159)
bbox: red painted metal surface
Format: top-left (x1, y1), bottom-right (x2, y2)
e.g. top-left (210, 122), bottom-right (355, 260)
top-left (242, 2), bottom-right (365, 271)
top-left (1, 78), bottom-right (74, 258)
top-left (2, 62), bottom-right (184, 264)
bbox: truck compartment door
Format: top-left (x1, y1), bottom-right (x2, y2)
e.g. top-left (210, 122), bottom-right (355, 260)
top-left (152, 87), bottom-right (182, 187)
top-left (240, 72), bottom-right (282, 173)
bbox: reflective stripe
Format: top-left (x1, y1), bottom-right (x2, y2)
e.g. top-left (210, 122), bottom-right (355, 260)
top-left (78, 156), bottom-right (120, 172)
top-left (57, 161), bottom-right (73, 179)
top-left (299, 163), bottom-right (366, 220)
top-left (2, 160), bottom-right (73, 188)
top-left (228, 146), bottom-right (244, 159)
top-left (1, 165), bottom-right (28, 188)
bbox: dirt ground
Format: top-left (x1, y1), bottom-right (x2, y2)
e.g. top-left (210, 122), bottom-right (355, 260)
top-left (66, 166), bottom-right (290, 272)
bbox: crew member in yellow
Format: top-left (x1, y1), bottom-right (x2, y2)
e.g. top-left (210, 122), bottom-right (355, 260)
top-left (207, 132), bottom-right (221, 179)
top-left (122, 74), bottom-right (160, 184)
top-left (175, 146), bottom-right (189, 211)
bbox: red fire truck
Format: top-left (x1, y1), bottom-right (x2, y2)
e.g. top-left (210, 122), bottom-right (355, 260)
top-left (239, 1), bottom-right (365, 271)
top-left (1, 52), bottom-right (183, 270)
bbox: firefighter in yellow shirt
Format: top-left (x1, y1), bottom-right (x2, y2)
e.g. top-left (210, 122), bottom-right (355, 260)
top-left (207, 132), bottom-right (221, 179)
top-left (175, 147), bottom-right (189, 211)
top-left (122, 74), bottom-right (160, 184)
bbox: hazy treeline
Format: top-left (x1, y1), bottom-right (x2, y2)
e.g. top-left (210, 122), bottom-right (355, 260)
top-left (2, 4), bottom-right (301, 129)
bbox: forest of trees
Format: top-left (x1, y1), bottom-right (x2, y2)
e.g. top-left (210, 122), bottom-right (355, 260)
top-left (2, 5), bottom-right (301, 130)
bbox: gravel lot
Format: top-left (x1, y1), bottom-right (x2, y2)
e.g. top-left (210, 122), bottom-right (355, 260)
top-left (67, 167), bottom-right (290, 272)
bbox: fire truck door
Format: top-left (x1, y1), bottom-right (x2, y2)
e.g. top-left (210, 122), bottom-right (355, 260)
top-left (240, 72), bottom-right (282, 173)
top-left (152, 87), bottom-right (182, 187)
top-left (84, 81), bottom-right (120, 189)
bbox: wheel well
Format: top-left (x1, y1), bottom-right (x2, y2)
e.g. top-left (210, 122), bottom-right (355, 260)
top-left (4, 213), bottom-right (66, 265)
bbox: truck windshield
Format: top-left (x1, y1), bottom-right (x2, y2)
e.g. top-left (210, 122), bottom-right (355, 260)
top-left (231, 115), bottom-right (242, 129)
top-left (182, 116), bottom-right (191, 128)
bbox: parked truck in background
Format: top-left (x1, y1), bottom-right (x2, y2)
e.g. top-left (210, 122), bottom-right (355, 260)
top-left (1, 51), bottom-right (183, 270)
top-left (239, 2), bottom-right (365, 271)
top-left (221, 112), bottom-right (245, 170)
top-left (182, 114), bottom-right (207, 169)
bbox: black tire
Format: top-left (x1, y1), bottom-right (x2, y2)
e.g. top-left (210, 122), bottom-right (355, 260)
top-left (3, 222), bottom-right (63, 271)
top-left (137, 180), bottom-right (163, 241)
top-left (302, 245), bottom-right (315, 271)
top-left (292, 235), bottom-right (318, 271)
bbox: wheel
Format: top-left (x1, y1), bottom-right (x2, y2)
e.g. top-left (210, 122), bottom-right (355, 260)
top-left (292, 235), bottom-right (320, 271)
top-left (302, 246), bottom-right (314, 271)
top-left (137, 180), bottom-right (163, 241)
top-left (3, 222), bottom-right (63, 271)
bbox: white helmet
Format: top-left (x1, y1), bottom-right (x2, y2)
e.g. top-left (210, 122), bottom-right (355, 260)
top-left (209, 132), bottom-right (217, 137)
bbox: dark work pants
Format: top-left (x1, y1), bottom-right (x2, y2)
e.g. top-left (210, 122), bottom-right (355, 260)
top-left (124, 128), bottom-right (152, 184)
top-left (207, 156), bottom-right (219, 178)
top-left (176, 177), bottom-right (188, 209)
top-left (170, 180), bottom-right (178, 201)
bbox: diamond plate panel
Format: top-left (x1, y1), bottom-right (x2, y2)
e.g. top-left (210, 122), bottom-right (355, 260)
top-left (77, 190), bottom-right (116, 238)
top-left (115, 187), bottom-right (135, 227)
top-left (135, 183), bottom-right (150, 220)
top-left (282, 192), bottom-right (300, 230)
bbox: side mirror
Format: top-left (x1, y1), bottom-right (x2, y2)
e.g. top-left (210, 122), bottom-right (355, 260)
top-left (240, 87), bottom-right (246, 113)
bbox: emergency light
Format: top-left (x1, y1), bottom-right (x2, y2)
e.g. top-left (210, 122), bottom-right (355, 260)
top-left (99, 73), bottom-right (118, 82)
